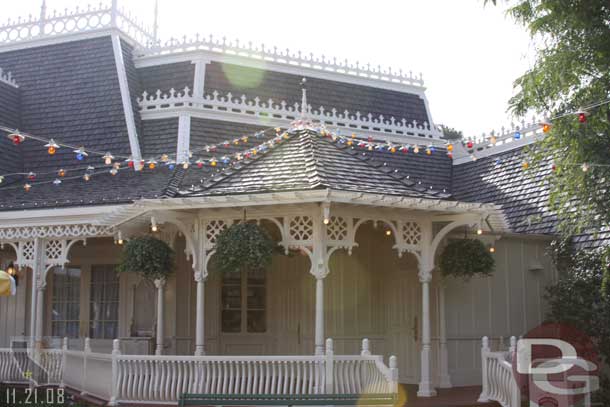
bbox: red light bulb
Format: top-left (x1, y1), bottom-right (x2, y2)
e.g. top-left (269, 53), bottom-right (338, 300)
top-left (578, 112), bottom-right (587, 123)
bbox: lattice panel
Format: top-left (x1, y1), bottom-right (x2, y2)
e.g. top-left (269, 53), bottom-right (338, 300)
top-left (402, 222), bottom-right (422, 246)
top-left (0, 224), bottom-right (110, 240)
top-left (205, 220), bottom-right (227, 246)
top-left (21, 241), bottom-right (35, 262)
top-left (326, 216), bottom-right (348, 241)
top-left (289, 216), bottom-right (314, 242)
top-left (45, 240), bottom-right (63, 262)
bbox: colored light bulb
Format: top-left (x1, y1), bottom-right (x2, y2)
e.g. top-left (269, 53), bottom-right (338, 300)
top-left (447, 144), bottom-right (453, 152)
top-left (578, 112), bottom-right (587, 123)
top-left (466, 140), bottom-right (473, 149)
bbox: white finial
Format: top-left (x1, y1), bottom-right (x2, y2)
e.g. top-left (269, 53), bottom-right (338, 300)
top-left (40, 0), bottom-right (47, 20)
top-left (300, 77), bottom-right (308, 119)
top-left (153, 0), bottom-right (159, 44)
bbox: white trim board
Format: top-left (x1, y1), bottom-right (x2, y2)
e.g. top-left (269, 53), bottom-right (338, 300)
top-left (134, 50), bottom-right (427, 95)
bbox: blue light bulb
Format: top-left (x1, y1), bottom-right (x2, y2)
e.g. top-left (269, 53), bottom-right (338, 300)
top-left (514, 132), bottom-right (521, 140)
top-left (168, 164), bottom-right (175, 170)
top-left (76, 153), bottom-right (84, 161)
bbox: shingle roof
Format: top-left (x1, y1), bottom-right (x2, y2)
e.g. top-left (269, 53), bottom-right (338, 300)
top-left (0, 79), bottom-right (22, 175)
top-left (452, 147), bottom-right (556, 235)
top-left (179, 128), bottom-right (450, 199)
top-left (0, 37), bottom-right (133, 175)
top-left (138, 61), bottom-right (195, 96)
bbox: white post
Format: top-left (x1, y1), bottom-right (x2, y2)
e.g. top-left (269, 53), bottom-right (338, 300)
top-left (29, 238), bottom-right (44, 350)
top-left (194, 273), bottom-right (206, 356)
top-left (360, 338), bottom-right (371, 356)
top-left (417, 274), bottom-right (436, 397)
top-left (324, 338), bottom-right (334, 394)
top-left (39, 0), bottom-right (47, 36)
top-left (60, 337), bottom-right (68, 389)
top-left (312, 207), bottom-right (328, 356)
top-left (478, 336), bottom-right (490, 402)
top-left (82, 337), bottom-right (91, 395)
top-left (314, 277), bottom-right (324, 355)
top-left (389, 355), bottom-right (399, 393)
top-left (110, 0), bottom-right (118, 26)
top-left (438, 283), bottom-right (452, 388)
top-left (155, 279), bottom-right (166, 355)
top-left (109, 339), bottom-right (121, 406)
top-left (35, 285), bottom-right (45, 350)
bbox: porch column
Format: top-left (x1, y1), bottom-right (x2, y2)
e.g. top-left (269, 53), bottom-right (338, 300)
top-left (311, 208), bottom-right (328, 356)
top-left (417, 271), bottom-right (436, 397)
top-left (194, 272), bottom-right (206, 356)
top-left (154, 278), bottom-right (166, 355)
top-left (32, 238), bottom-right (46, 350)
top-left (35, 285), bottom-right (45, 349)
top-left (438, 283), bottom-right (452, 388)
top-left (314, 276), bottom-right (324, 355)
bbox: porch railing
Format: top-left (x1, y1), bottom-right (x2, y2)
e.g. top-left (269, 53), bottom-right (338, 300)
top-left (478, 336), bottom-right (521, 407)
top-left (0, 338), bottom-right (397, 405)
top-left (0, 348), bottom-right (63, 386)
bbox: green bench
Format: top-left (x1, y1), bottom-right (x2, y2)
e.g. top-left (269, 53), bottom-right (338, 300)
top-left (178, 393), bottom-right (397, 406)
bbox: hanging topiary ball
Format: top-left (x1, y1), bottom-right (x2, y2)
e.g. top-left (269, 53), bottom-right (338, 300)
top-left (438, 238), bottom-right (495, 280)
top-left (117, 236), bottom-right (175, 281)
top-left (213, 222), bottom-right (274, 274)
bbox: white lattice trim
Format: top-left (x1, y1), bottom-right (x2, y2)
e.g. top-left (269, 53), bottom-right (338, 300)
top-left (288, 216), bottom-right (314, 242)
top-left (326, 216), bottom-right (348, 242)
top-left (0, 3), bottom-right (154, 48)
top-left (401, 221), bottom-right (422, 246)
top-left (139, 89), bottom-right (442, 140)
top-left (0, 224), bottom-right (111, 241)
top-left (203, 219), bottom-right (229, 248)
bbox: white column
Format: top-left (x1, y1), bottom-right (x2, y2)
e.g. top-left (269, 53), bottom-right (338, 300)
top-left (35, 286), bottom-right (45, 349)
top-left (29, 266), bottom-right (38, 349)
top-left (311, 209), bottom-right (328, 356)
top-left (438, 283), bottom-right (452, 388)
top-left (194, 272), bottom-right (206, 356)
top-left (314, 277), bottom-right (324, 355)
top-left (154, 279), bottom-right (166, 355)
top-left (417, 273), bottom-right (436, 397)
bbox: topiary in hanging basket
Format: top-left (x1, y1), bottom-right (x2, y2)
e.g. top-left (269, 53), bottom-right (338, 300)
top-left (438, 238), bottom-right (495, 280)
top-left (213, 222), bottom-right (274, 274)
top-left (117, 236), bottom-right (175, 281)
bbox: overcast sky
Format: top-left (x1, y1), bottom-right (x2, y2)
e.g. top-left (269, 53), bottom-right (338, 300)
top-left (6, 0), bottom-right (534, 138)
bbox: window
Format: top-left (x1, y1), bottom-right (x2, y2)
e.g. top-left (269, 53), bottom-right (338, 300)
top-left (89, 265), bottom-right (119, 339)
top-left (221, 269), bottom-right (266, 333)
top-left (51, 267), bottom-right (81, 338)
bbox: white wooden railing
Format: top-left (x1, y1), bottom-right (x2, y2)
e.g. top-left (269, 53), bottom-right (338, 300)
top-left (0, 337), bottom-right (397, 405)
top-left (478, 336), bottom-right (521, 407)
top-left (138, 88), bottom-right (443, 140)
top-left (0, 348), bottom-right (63, 386)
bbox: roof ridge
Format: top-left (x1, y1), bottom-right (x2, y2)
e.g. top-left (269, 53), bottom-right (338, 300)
top-left (303, 131), bottom-right (327, 188)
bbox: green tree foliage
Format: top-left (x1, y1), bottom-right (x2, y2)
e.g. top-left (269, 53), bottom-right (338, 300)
top-left (488, 0), bottom-right (610, 236)
top-left (545, 242), bottom-right (610, 403)
top-left (439, 125), bottom-right (464, 140)
top-left (117, 236), bottom-right (175, 281)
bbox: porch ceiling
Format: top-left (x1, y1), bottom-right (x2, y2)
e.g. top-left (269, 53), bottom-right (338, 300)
top-left (99, 189), bottom-right (509, 233)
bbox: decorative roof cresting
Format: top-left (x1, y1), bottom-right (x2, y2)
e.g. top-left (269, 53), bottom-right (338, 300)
top-left (0, 68), bottom-right (18, 88)
top-left (137, 33), bottom-right (425, 88)
top-left (0, 1), bottom-right (156, 48)
top-left (0, 1), bottom-right (424, 90)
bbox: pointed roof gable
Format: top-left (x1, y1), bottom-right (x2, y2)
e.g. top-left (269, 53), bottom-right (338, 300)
top-left (179, 129), bottom-right (451, 199)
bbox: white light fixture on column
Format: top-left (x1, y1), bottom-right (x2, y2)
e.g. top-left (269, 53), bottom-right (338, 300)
top-left (322, 203), bottom-right (330, 225)
top-left (117, 231), bottom-right (124, 245)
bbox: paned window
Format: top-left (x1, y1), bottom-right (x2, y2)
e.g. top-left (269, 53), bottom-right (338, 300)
top-left (89, 265), bottom-right (119, 339)
top-left (51, 267), bottom-right (81, 338)
top-left (221, 269), bottom-right (266, 333)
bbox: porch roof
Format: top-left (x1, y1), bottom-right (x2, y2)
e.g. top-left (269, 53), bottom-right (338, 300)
top-left (99, 189), bottom-right (509, 233)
